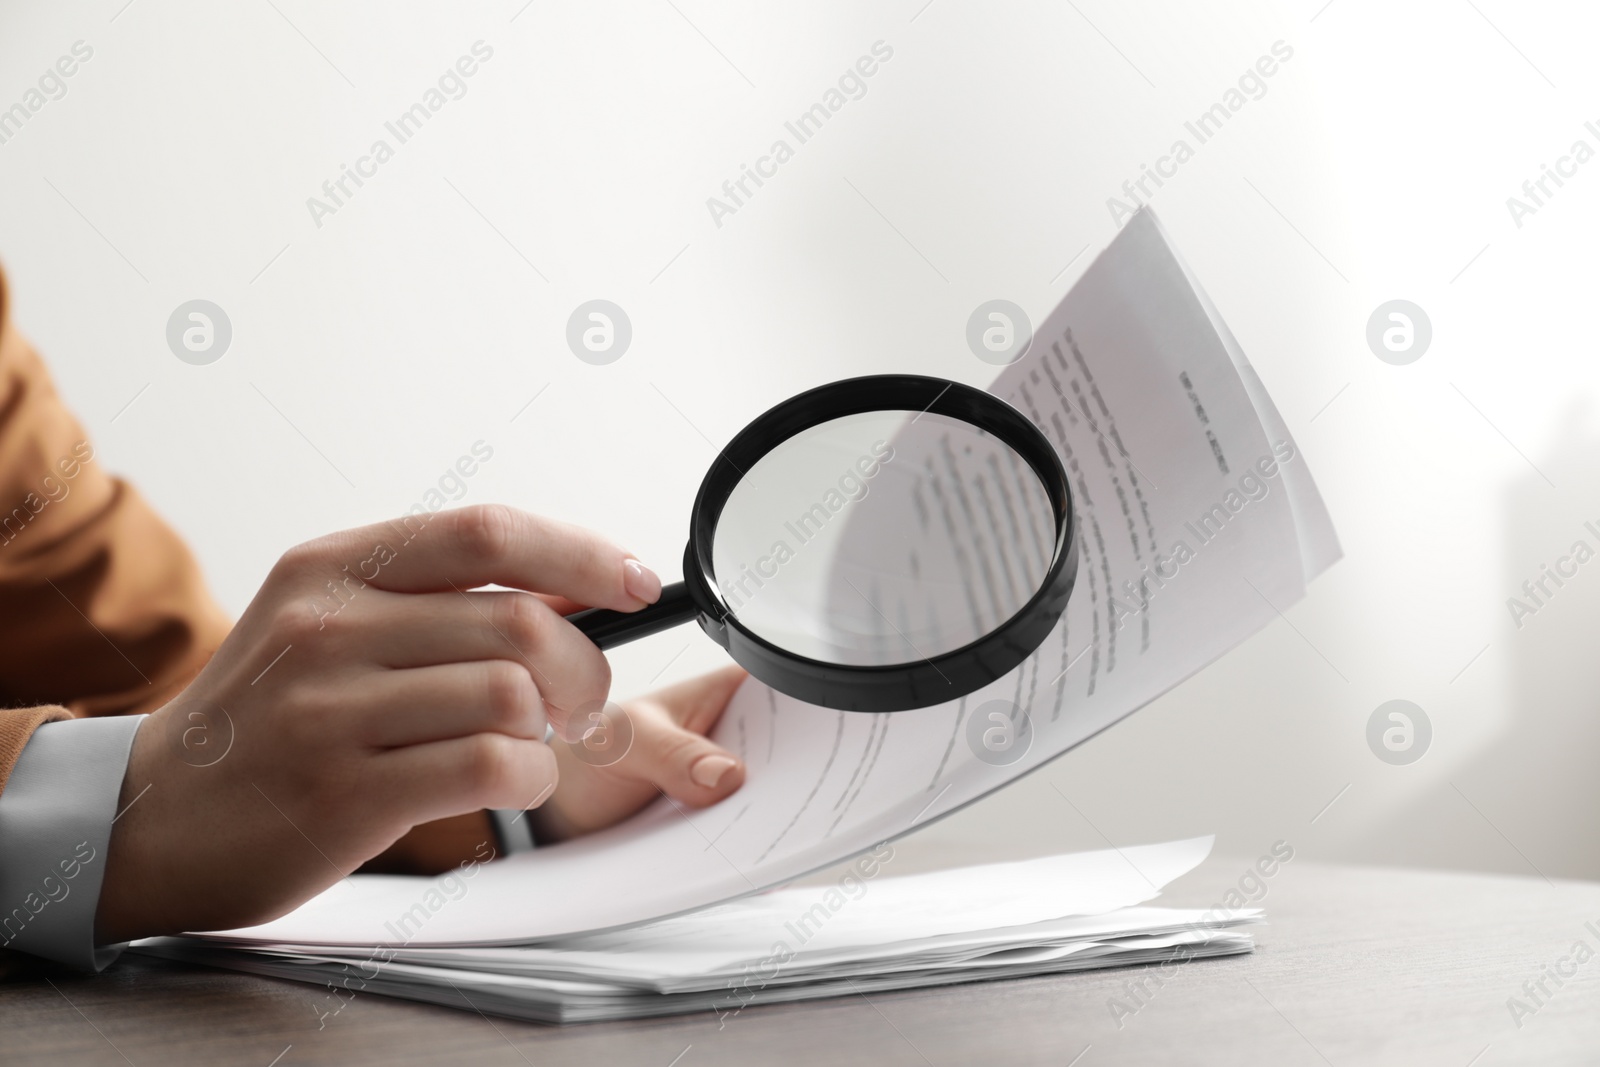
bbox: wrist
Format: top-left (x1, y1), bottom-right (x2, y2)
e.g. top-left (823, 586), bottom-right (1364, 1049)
top-left (94, 712), bottom-right (173, 944)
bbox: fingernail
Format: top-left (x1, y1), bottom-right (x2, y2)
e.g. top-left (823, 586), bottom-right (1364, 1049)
top-left (690, 754), bottom-right (738, 789)
top-left (624, 558), bottom-right (662, 604)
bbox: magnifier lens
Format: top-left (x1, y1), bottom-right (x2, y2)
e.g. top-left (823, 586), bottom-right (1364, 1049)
top-left (710, 410), bottom-right (1056, 668)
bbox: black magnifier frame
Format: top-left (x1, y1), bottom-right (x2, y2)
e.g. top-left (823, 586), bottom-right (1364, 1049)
top-left (569, 374), bottom-right (1079, 713)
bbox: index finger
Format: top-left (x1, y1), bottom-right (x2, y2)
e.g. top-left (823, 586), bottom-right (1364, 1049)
top-left (305, 504), bottom-right (662, 611)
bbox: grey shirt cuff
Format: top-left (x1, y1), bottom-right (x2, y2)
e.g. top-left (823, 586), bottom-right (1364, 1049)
top-left (0, 714), bottom-right (144, 971)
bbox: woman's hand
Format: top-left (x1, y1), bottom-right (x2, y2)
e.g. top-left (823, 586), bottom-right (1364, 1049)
top-left (94, 505), bottom-right (661, 943)
top-left (361, 667), bottom-right (752, 872)
top-left (529, 665), bottom-right (749, 842)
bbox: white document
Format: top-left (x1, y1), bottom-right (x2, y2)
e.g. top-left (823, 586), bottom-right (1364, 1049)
top-left (148, 923), bottom-right (1256, 1024)
top-left (141, 839), bottom-right (1261, 1024)
top-left (199, 208), bottom-right (1337, 948)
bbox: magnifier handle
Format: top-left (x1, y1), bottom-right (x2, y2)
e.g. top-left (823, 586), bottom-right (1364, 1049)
top-left (567, 581), bottom-right (697, 651)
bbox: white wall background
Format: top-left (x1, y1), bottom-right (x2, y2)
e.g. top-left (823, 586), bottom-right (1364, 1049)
top-left (1, 0), bottom-right (1595, 879)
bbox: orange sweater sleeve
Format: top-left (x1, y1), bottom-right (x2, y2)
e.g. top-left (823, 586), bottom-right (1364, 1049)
top-left (0, 263), bottom-right (232, 792)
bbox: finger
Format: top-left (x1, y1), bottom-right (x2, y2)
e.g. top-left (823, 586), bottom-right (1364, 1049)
top-left (538, 594), bottom-right (589, 617)
top-left (338, 590), bottom-right (610, 739)
top-left (377, 733), bottom-right (559, 825)
top-left (641, 665), bottom-right (749, 733)
top-left (616, 698), bottom-right (746, 808)
top-left (286, 504), bottom-right (662, 612)
top-left (342, 661), bottom-right (547, 748)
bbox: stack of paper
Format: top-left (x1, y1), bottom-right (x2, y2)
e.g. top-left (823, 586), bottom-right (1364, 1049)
top-left (138, 209), bottom-right (1331, 1023)
top-left (140, 838), bottom-right (1259, 1024)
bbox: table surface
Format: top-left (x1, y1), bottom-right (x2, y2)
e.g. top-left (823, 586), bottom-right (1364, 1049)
top-left (6, 852), bottom-right (1600, 1066)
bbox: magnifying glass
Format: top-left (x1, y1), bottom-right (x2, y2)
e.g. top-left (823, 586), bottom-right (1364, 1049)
top-left (568, 374), bottom-right (1079, 712)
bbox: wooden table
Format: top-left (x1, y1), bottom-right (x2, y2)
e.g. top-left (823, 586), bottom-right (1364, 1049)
top-left (6, 855), bottom-right (1599, 1065)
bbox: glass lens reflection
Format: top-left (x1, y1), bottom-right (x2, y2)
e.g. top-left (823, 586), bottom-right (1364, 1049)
top-left (710, 410), bottom-right (1054, 667)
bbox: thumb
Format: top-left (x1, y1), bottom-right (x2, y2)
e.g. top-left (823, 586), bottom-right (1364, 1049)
top-left (645, 664), bottom-right (749, 733)
top-left (625, 701), bottom-right (746, 808)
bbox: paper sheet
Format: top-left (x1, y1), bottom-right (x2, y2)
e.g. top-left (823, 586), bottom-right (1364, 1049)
top-left (202, 208), bottom-right (1337, 948)
top-left (141, 838), bottom-right (1260, 1024)
top-left (146, 916), bottom-right (1256, 1025)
